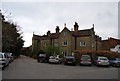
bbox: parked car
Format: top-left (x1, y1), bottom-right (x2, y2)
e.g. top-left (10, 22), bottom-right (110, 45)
top-left (64, 56), bottom-right (76, 66)
top-left (79, 55), bottom-right (92, 66)
top-left (94, 56), bottom-right (110, 67)
top-left (49, 55), bottom-right (63, 64)
top-left (6, 53), bottom-right (14, 63)
top-left (37, 54), bottom-right (49, 63)
top-left (110, 58), bottom-right (120, 67)
top-left (0, 52), bottom-right (10, 70)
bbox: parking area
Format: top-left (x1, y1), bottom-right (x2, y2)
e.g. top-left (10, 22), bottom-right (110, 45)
top-left (2, 55), bottom-right (120, 79)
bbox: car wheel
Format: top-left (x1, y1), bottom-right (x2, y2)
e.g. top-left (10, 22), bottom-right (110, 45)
top-left (2, 64), bottom-right (5, 70)
top-left (58, 61), bottom-right (61, 64)
top-left (64, 62), bottom-right (68, 65)
top-left (96, 64), bottom-right (99, 67)
top-left (2, 67), bottom-right (4, 70)
top-left (113, 64), bottom-right (116, 67)
top-left (38, 59), bottom-right (40, 62)
top-left (80, 63), bottom-right (82, 66)
top-left (73, 63), bottom-right (76, 66)
top-left (89, 64), bottom-right (92, 66)
top-left (7, 63), bottom-right (9, 67)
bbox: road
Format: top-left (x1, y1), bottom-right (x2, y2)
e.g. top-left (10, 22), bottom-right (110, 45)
top-left (2, 55), bottom-right (120, 79)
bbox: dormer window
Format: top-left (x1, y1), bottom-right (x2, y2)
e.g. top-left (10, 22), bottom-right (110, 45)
top-left (64, 32), bottom-right (67, 36)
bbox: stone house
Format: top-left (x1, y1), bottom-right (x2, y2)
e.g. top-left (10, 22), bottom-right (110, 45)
top-left (32, 22), bottom-right (101, 56)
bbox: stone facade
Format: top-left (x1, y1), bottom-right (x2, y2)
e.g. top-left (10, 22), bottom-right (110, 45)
top-left (32, 22), bottom-right (101, 56)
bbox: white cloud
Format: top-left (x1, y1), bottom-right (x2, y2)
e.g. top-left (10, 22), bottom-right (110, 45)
top-left (1, 2), bottom-right (118, 47)
top-left (1, 0), bottom-right (119, 2)
top-left (22, 33), bottom-right (33, 47)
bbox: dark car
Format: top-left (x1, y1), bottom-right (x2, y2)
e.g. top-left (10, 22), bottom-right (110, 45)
top-left (37, 54), bottom-right (49, 63)
top-left (79, 55), bottom-right (92, 66)
top-left (64, 56), bottom-right (76, 66)
top-left (110, 58), bottom-right (120, 67)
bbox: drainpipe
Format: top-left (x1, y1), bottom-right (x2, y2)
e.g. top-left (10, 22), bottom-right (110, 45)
top-left (75, 37), bottom-right (77, 50)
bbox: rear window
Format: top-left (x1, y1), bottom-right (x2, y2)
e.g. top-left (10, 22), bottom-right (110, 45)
top-left (50, 56), bottom-right (56, 59)
top-left (66, 56), bottom-right (74, 59)
top-left (99, 57), bottom-right (108, 60)
top-left (39, 54), bottom-right (46, 57)
top-left (7, 53), bottom-right (12, 56)
top-left (0, 54), bottom-right (3, 58)
top-left (81, 55), bottom-right (91, 59)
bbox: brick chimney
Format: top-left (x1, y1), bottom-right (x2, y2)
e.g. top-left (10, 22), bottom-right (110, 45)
top-left (74, 22), bottom-right (79, 32)
top-left (56, 26), bottom-right (60, 33)
top-left (47, 30), bottom-right (51, 36)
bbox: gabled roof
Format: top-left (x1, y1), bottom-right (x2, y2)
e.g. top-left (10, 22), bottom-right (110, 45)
top-left (61, 27), bottom-right (71, 33)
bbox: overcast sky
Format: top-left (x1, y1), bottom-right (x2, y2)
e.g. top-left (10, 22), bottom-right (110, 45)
top-left (1, 0), bottom-right (119, 47)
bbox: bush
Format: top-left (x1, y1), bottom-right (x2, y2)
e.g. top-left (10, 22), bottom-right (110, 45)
top-left (45, 45), bottom-right (60, 56)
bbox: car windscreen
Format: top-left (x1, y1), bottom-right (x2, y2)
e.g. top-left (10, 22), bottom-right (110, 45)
top-left (0, 54), bottom-right (3, 58)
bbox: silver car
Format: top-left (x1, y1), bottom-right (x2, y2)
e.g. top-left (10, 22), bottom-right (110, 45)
top-left (79, 55), bottom-right (92, 66)
top-left (49, 55), bottom-right (63, 64)
top-left (94, 56), bottom-right (110, 66)
top-left (0, 52), bottom-right (10, 70)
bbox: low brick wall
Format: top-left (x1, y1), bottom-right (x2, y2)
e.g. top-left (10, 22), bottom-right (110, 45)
top-left (73, 50), bottom-right (120, 63)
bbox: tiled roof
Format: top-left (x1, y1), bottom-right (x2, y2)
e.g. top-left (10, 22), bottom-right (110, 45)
top-left (50, 33), bottom-right (60, 39)
top-left (33, 34), bottom-right (41, 40)
top-left (33, 33), bottom-right (60, 40)
top-left (33, 28), bottom-right (93, 40)
top-left (72, 29), bottom-right (92, 37)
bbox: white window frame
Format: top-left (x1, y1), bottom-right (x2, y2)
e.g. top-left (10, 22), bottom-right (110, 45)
top-left (45, 43), bottom-right (47, 47)
top-left (80, 41), bottom-right (86, 47)
top-left (62, 51), bottom-right (68, 56)
top-left (62, 41), bottom-right (68, 46)
top-left (92, 43), bottom-right (94, 47)
top-left (64, 32), bottom-right (67, 36)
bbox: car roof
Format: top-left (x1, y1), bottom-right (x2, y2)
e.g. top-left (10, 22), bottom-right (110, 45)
top-left (40, 54), bottom-right (45, 55)
top-left (0, 52), bottom-right (5, 55)
top-left (97, 56), bottom-right (107, 58)
top-left (81, 55), bottom-right (90, 56)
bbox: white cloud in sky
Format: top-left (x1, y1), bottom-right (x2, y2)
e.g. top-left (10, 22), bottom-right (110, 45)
top-left (1, 2), bottom-right (118, 47)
